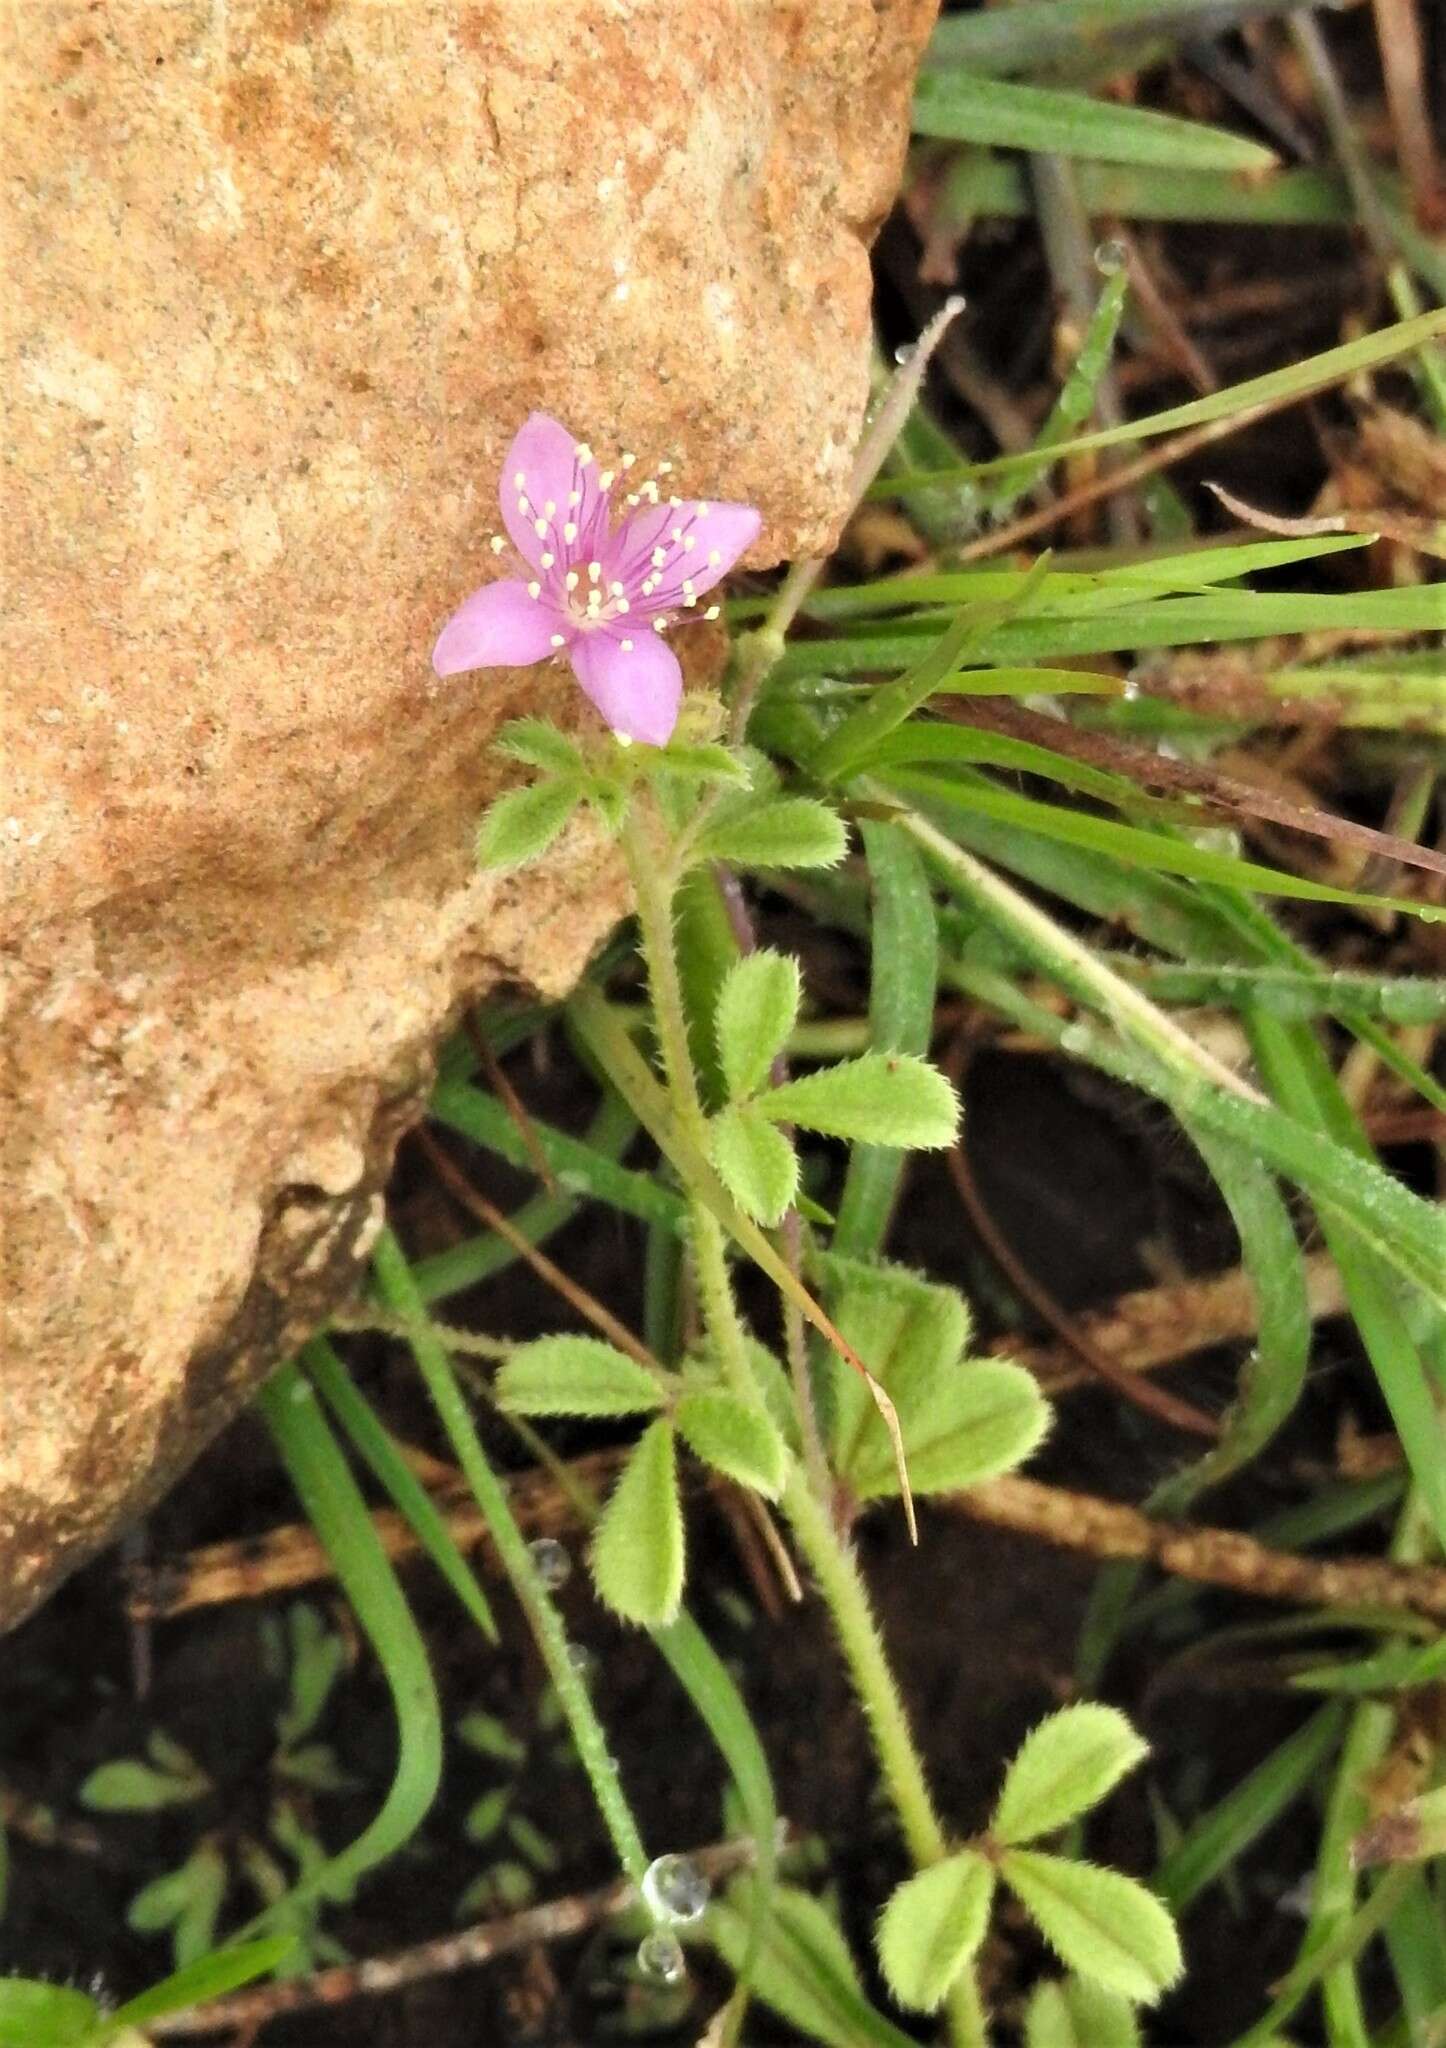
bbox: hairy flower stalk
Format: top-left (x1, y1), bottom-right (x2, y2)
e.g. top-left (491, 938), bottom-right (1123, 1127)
top-left (434, 411), bottom-right (760, 744)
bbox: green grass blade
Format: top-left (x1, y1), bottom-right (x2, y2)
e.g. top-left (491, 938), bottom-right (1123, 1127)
top-left (937, 150), bottom-right (1354, 224)
top-left (430, 1078), bottom-right (685, 1232)
top-left (887, 766), bottom-right (1443, 921)
top-left (1156, 1704), bottom-right (1348, 1914)
top-left (832, 822), bottom-right (940, 1258)
top-left (926, 0), bottom-right (1315, 74)
top-left (914, 70), bottom-right (1276, 170)
top-left (256, 1360), bottom-right (443, 1912)
top-left (306, 1337), bottom-right (498, 1643)
top-left (370, 1227), bottom-right (651, 1885)
top-left (868, 308), bottom-right (1446, 489)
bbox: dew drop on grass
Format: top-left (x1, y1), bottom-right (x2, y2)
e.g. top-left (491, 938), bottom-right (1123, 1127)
top-left (1094, 237), bottom-right (1127, 276)
top-left (893, 342), bottom-right (915, 366)
top-left (637, 1928), bottom-right (687, 1984)
top-left (527, 1537), bottom-right (571, 1590)
top-left (564, 1641), bottom-right (597, 1680)
top-left (642, 1851), bottom-right (711, 1925)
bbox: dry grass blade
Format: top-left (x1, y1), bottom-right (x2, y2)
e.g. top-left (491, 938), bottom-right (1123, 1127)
top-left (956, 697), bottom-right (1446, 882)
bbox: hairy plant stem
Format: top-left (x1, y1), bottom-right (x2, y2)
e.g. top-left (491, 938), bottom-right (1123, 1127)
top-left (620, 799), bottom-right (988, 2047)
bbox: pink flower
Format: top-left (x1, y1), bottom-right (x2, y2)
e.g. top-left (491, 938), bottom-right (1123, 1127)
top-left (433, 412), bottom-right (762, 746)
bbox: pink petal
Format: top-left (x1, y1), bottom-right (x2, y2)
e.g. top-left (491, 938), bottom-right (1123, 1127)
top-left (607, 499), bottom-right (761, 610)
top-left (498, 412), bottom-right (608, 572)
top-left (432, 578), bottom-right (564, 676)
top-left (569, 628), bottom-right (682, 746)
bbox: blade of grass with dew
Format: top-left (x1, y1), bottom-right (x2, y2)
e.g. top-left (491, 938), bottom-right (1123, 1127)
top-left (430, 1078), bottom-right (685, 1234)
top-left (795, 535), bottom-right (1372, 618)
top-left (1108, 959), bottom-right (1446, 1028)
top-left (886, 765), bottom-right (1445, 921)
top-left (413, 1091), bottom-right (641, 1304)
top-left (305, 1336), bottom-right (498, 1642)
top-left (653, 1613), bottom-right (779, 2027)
top-left (1245, 1010), bottom-right (1446, 1555)
top-left (775, 583), bottom-right (1446, 676)
top-left (937, 150), bottom-right (1354, 224)
top-left (913, 69), bottom-right (1277, 170)
top-left (1156, 1701), bottom-right (1349, 1913)
top-left (1153, 1124), bottom-right (1313, 1502)
top-left (868, 306), bottom-right (1446, 494)
top-left (370, 1226), bottom-right (650, 1885)
top-left (254, 1361), bottom-right (443, 1917)
top-left (811, 559), bottom-right (1054, 781)
top-left (833, 822), bottom-right (940, 1258)
top-left (982, 262), bottom-right (1130, 520)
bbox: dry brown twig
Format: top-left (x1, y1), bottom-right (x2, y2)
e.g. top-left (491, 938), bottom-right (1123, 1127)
top-left (128, 1440), bottom-right (1446, 1630)
top-left (148, 1834), bottom-right (762, 2037)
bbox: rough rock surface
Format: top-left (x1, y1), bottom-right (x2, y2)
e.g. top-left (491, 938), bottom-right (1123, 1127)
top-left (0, 0), bottom-right (937, 1630)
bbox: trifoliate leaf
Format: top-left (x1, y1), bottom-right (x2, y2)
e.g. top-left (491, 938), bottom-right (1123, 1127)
top-left (476, 779), bottom-right (581, 870)
top-left (821, 1254), bottom-right (971, 1477)
top-left (994, 1706), bottom-right (1150, 1846)
top-left (1001, 1851), bottom-right (1183, 2004)
top-left (127, 1863), bottom-right (199, 1933)
top-left (1025, 1979), bottom-right (1143, 2048)
top-left (651, 742), bottom-right (750, 785)
top-left (695, 796), bottom-right (848, 871)
top-left (496, 1336), bottom-right (665, 1418)
top-left (715, 949), bottom-right (802, 1102)
top-left (876, 1851), bottom-right (996, 2013)
top-left (851, 1358), bottom-right (1050, 1502)
top-left (676, 1389), bottom-right (788, 1499)
top-left (590, 1420), bottom-right (685, 1626)
top-left (495, 719), bottom-right (585, 775)
top-left (711, 1103), bottom-right (800, 1225)
top-left (758, 1054), bottom-right (959, 1149)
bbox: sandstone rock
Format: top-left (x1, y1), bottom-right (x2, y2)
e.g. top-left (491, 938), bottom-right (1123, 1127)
top-left (0, 0), bottom-right (937, 1630)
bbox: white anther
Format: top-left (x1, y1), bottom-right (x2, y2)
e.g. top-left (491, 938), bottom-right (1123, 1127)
top-left (569, 489), bottom-right (581, 508)
top-left (651, 547), bottom-right (668, 567)
top-left (653, 616), bottom-right (668, 632)
top-left (658, 460), bottom-right (673, 474)
top-left (574, 442), bottom-right (593, 464)
top-left (489, 535), bottom-right (506, 554)
top-left (682, 535), bottom-right (695, 551)
top-left (543, 499), bottom-right (556, 516)
top-left (565, 569), bottom-right (579, 590)
top-left (541, 551), bottom-right (555, 568)
top-left (534, 517), bottom-right (549, 537)
top-left (682, 578), bottom-right (695, 595)
top-left (609, 580), bottom-right (625, 595)
top-left (621, 452), bottom-right (636, 469)
top-left (704, 605), bottom-right (720, 619)
top-left (549, 633), bottom-right (566, 648)
top-left (527, 580), bottom-right (542, 599)
top-left (620, 638), bottom-right (634, 651)
top-left (708, 549), bottom-right (721, 566)
top-left (514, 471), bottom-right (525, 488)
top-left (564, 521), bottom-right (578, 543)
top-left (697, 502), bottom-right (711, 517)
top-left (625, 492), bottom-right (640, 506)
top-left (616, 598), bottom-right (630, 613)
top-left (598, 469), bottom-right (615, 489)
top-left (589, 561), bottom-right (601, 583)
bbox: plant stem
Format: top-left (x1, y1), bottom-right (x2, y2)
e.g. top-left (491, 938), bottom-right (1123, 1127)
top-left (783, 1472), bottom-right (989, 2047)
top-left (371, 1228), bottom-right (650, 1886)
top-left (621, 798), bottom-right (986, 2043)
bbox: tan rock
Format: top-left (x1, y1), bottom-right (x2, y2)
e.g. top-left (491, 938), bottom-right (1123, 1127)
top-left (0, 0), bottom-right (936, 1630)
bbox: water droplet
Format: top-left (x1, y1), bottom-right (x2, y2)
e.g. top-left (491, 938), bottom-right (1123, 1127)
top-left (564, 1641), bottom-right (596, 1680)
top-left (527, 1537), bottom-right (571, 1591)
top-left (637, 1928), bottom-right (686, 1985)
top-left (642, 1853), bottom-right (711, 1926)
top-left (893, 342), bottom-right (915, 366)
top-left (1094, 237), bottom-right (1127, 276)
top-left (1378, 982), bottom-right (1436, 1027)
